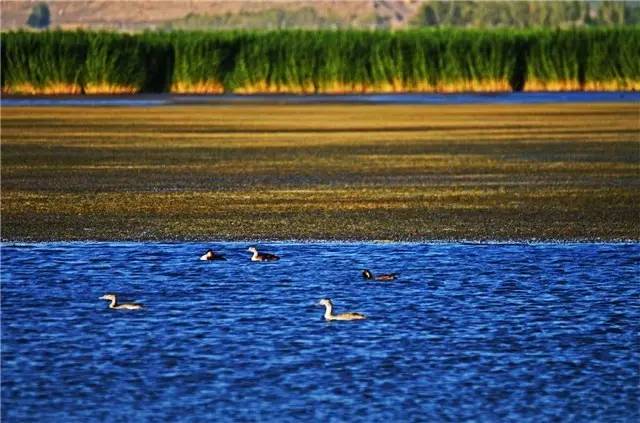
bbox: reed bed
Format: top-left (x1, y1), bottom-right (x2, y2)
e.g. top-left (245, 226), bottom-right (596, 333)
top-left (1, 31), bottom-right (86, 94)
top-left (1, 28), bottom-right (638, 94)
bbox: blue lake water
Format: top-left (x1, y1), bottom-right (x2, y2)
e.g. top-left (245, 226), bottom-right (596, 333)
top-left (2, 91), bottom-right (639, 107)
top-left (2, 242), bottom-right (639, 422)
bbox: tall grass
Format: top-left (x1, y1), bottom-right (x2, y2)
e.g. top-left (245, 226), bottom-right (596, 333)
top-left (525, 29), bottom-right (587, 91)
top-left (584, 27), bottom-right (640, 91)
top-left (1, 28), bottom-right (637, 94)
top-left (170, 31), bottom-right (236, 93)
top-left (2, 30), bottom-right (87, 94)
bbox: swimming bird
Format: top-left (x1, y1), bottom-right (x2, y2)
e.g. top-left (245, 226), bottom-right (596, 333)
top-left (200, 249), bottom-right (227, 261)
top-left (99, 294), bottom-right (143, 310)
top-left (362, 269), bottom-right (397, 281)
top-left (318, 298), bottom-right (366, 321)
top-left (247, 247), bottom-right (279, 262)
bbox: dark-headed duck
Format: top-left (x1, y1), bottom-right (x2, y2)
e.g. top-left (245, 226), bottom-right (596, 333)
top-left (200, 249), bottom-right (227, 261)
top-left (362, 269), bottom-right (397, 281)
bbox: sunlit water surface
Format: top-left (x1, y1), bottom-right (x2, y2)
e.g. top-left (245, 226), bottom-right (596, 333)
top-left (2, 91), bottom-right (639, 107)
top-left (2, 242), bottom-right (638, 421)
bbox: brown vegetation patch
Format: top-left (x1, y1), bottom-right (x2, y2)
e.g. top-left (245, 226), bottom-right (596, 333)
top-left (2, 103), bottom-right (638, 241)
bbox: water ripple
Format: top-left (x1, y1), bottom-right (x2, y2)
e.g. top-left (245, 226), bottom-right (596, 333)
top-left (1, 242), bottom-right (638, 421)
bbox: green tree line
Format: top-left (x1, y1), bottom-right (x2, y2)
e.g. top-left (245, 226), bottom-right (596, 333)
top-left (412, 1), bottom-right (639, 28)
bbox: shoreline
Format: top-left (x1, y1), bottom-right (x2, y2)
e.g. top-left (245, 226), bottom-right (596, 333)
top-left (2, 237), bottom-right (639, 244)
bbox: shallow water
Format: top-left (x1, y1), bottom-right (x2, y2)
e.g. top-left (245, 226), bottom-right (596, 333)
top-left (2, 91), bottom-right (639, 107)
top-left (2, 242), bottom-right (639, 422)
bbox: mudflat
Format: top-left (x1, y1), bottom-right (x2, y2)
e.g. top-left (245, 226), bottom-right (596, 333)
top-left (2, 103), bottom-right (638, 241)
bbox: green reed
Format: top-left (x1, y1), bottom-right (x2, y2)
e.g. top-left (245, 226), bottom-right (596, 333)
top-left (1, 28), bottom-right (637, 94)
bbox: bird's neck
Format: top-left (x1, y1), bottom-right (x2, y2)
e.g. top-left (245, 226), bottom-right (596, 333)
top-left (108, 298), bottom-right (117, 308)
top-left (252, 251), bottom-right (259, 260)
top-left (323, 303), bottom-right (333, 319)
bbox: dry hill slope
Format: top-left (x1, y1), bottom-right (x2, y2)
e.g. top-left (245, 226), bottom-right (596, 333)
top-left (1, 0), bottom-right (421, 30)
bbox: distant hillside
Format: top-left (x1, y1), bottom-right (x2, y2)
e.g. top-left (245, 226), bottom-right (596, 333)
top-left (0, 0), bottom-right (421, 31)
top-left (2, 0), bottom-right (637, 31)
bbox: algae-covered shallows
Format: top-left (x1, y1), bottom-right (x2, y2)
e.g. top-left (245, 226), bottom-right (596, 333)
top-left (1, 103), bottom-right (638, 241)
top-left (2, 28), bottom-right (639, 95)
